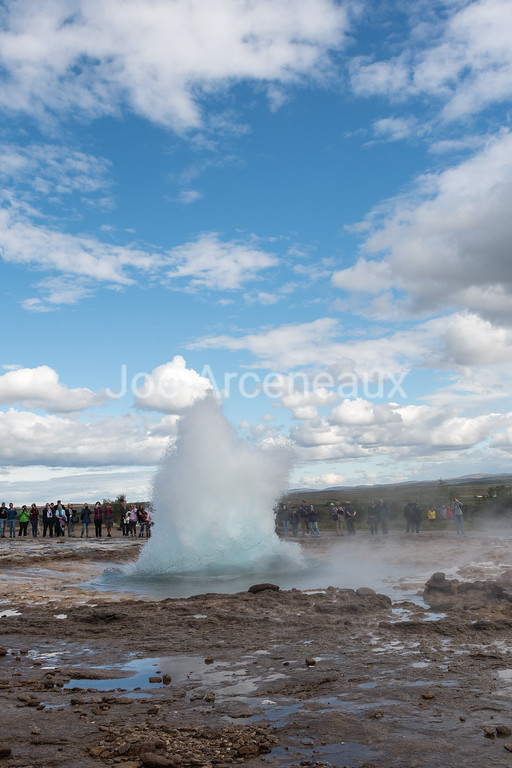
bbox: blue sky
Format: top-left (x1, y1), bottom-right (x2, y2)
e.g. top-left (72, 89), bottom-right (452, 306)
top-left (1, 0), bottom-right (512, 503)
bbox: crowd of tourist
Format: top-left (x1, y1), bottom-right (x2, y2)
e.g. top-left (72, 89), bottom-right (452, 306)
top-left (276, 497), bottom-right (466, 537)
top-left (0, 501), bottom-right (153, 539)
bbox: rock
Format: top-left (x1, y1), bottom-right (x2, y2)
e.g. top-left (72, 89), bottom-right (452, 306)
top-left (422, 691), bottom-right (435, 700)
top-left (140, 752), bottom-right (176, 767)
top-left (496, 725), bottom-right (512, 737)
top-left (248, 583), bottom-right (280, 593)
top-left (148, 676), bottom-right (162, 683)
top-left (356, 587), bottom-right (377, 596)
top-left (483, 726), bottom-right (496, 738)
top-left (203, 691), bottom-right (215, 703)
top-left (162, 674), bottom-right (171, 685)
top-left (504, 743), bottom-right (512, 753)
top-left (0, 649), bottom-right (7, 656)
top-left (305, 657), bottom-right (316, 666)
top-left (204, 657), bottom-right (215, 664)
top-left (0, 747), bottom-right (11, 758)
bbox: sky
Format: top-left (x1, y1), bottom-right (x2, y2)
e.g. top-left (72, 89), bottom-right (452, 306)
top-left (1, 0), bottom-right (512, 504)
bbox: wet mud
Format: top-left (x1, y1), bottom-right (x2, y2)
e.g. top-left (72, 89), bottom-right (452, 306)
top-left (1, 532), bottom-right (512, 767)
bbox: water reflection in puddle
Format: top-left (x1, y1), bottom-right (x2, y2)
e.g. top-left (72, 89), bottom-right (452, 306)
top-left (62, 654), bottom-right (285, 696)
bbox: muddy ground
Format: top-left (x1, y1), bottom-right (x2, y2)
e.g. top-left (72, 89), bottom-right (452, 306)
top-left (1, 532), bottom-right (512, 768)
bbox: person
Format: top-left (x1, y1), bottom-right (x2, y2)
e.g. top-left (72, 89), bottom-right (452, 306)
top-left (66, 504), bottom-right (75, 537)
top-left (7, 503), bottom-right (17, 538)
top-left (137, 504), bottom-right (146, 538)
top-left (42, 503), bottom-right (55, 538)
top-left (128, 505), bottom-right (138, 537)
top-left (277, 503), bottom-right (289, 536)
top-left (120, 501), bottom-right (128, 536)
top-left (124, 508), bottom-right (131, 537)
top-left (0, 502), bottom-right (7, 538)
top-left (18, 505), bottom-right (30, 537)
top-left (376, 498), bottom-right (389, 534)
top-left (29, 504), bottom-right (39, 537)
top-left (289, 506), bottom-right (299, 537)
top-left (299, 501), bottom-right (309, 537)
top-left (144, 510), bottom-right (153, 538)
top-left (446, 506), bottom-right (453, 520)
top-left (104, 504), bottom-right (114, 538)
top-left (93, 502), bottom-right (103, 537)
top-left (80, 503), bottom-right (92, 537)
top-left (367, 500), bottom-right (378, 535)
top-left (308, 505), bottom-right (320, 537)
top-left (453, 498), bottom-right (464, 535)
top-left (55, 503), bottom-right (67, 536)
top-left (438, 505), bottom-right (447, 521)
top-left (403, 499), bottom-right (419, 534)
top-left (344, 501), bottom-right (356, 535)
top-left (331, 502), bottom-right (344, 536)
top-left (427, 506), bottom-right (436, 523)
top-left (404, 499), bottom-right (422, 534)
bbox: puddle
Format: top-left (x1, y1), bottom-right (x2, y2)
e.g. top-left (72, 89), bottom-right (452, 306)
top-left (62, 653), bottom-right (285, 695)
top-left (272, 740), bottom-right (379, 765)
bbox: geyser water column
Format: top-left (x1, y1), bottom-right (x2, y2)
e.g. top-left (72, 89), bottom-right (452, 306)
top-left (134, 396), bottom-right (302, 576)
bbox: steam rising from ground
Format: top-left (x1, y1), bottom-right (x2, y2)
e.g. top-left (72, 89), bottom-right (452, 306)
top-left (133, 397), bottom-right (301, 576)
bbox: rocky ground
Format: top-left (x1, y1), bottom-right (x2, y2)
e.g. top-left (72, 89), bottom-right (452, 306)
top-left (1, 532), bottom-right (512, 768)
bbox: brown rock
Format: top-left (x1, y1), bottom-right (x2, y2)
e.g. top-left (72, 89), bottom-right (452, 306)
top-left (496, 725), bottom-right (512, 737)
top-left (148, 676), bottom-right (162, 683)
top-left (248, 583), bottom-right (280, 593)
top-left (305, 657), bottom-right (316, 666)
top-left (162, 674), bottom-right (171, 685)
top-left (504, 743), bottom-right (512, 753)
top-left (483, 726), bottom-right (496, 738)
top-left (0, 649), bottom-right (7, 656)
top-left (140, 752), bottom-right (176, 767)
top-left (204, 657), bottom-right (215, 664)
top-left (422, 691), bottom-right (435, 700)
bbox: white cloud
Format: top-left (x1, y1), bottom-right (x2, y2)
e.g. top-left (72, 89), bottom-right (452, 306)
top-left (372, 116), bottom-right (418, 142)
top-left (349, 0), bottom-right (512, 121)
top-left (0, 143), bottom-right (112, 202)
top-left (296, 472), bottom-right (345, 489)
top-left (1, 200), bottom-right (279, 305)
top-left (0, 365), bottom-right (106, 412)
top-left (166, 233), bottom-right (278, 290)
top-left (0, 0), bottom-right (348, 132)
top-left (332, 258), bottom-right (393, 293)
top-left (340, 131), bottom-right (512, 322)
top-left (290, 403), bottom-right (511, 464)
top-left (0, 203), bottom-right (163, 287)
top-left (133, 356), bottom-right (213, 413)
top-left (0, 409), bottom-right (171, 467)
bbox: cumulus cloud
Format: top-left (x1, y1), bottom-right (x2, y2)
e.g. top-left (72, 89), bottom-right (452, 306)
top-left (133, 356), bottom-right (213, 413)
top-left (0, 409), bottom-right (171, 466)
top-left (0, 365), bottom-right (107, 412)
top-left (350, 0), bottom-right (512, 121)
top-left (0, 0), bottom-right (348, 131)
top-left (166, 233), bottom-right (278, 291)
top-left (191, 317), bottom-right (430, 380)
top-left (290, 403), bottom-right (511, 464)
top-left (336, 132), bottom-right (512, 323)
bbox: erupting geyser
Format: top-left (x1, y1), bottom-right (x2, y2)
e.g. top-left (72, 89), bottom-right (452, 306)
top-left (133, 396), bottom-right (302, 576)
